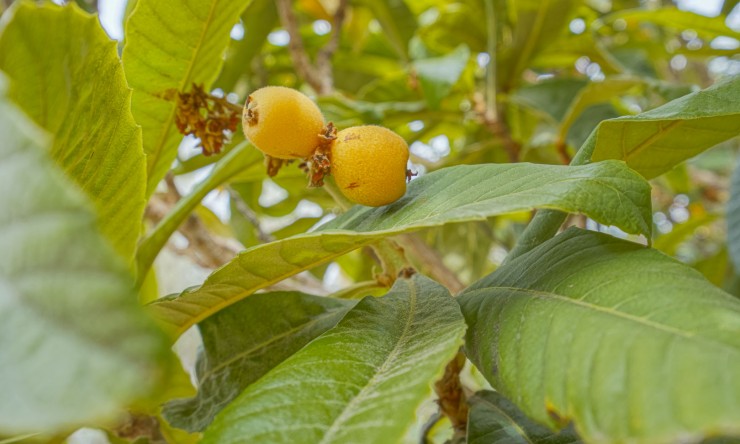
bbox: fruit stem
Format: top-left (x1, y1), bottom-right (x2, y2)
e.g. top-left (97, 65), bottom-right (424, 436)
top-left (321, 177), bottom-right (353, 212)
top-left (320, 177), bottom-right (412, 287)
top-left (371, 239), bottom-right (411, 288)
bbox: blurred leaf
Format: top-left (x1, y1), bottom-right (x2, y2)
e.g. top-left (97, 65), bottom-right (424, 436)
top-left (417, 0), bottom-right (487, 54)
top-left (194, 204), bottom-right (233, 238)
top-left (163, 292), bottom-right (354, 432)
top-left (329, 280), bottom-right (388, 299)
top-left (558, 77), bottom-right (643, 139)
top-left (662, 163), bottom-right (692, 194)
top-left (272, 217), bottom-right (322, 239)
top-left (356, 0), bottom-right (417, 60)
top-left (566, 103), bottom-right (620, 150)
top-left (423, 221), bottom-right (496, 284)
top-left (694, 247), bottom-right (731, 288)
top-left (0, 82), bottom-right (168, 435)
top-left (604, 8), bottom-right (740, 41)
top-left (202, 275), bottom-right (466, 444)
top-left (414, 44), bottom-right (470, 109)
top-left (136, 142), bottom-right (262, 281)
top-left (459, 228), bottom-right (740, 443)
top-left (722, 0), bottom-right (740, 16)
top-left (122, 0), bottom-right (251, 195)
top-left (511, 78), bottom-right (588, 123)
top-left (0, 3), bottom-right (145, 261)
top-left (148, 161), bottom-right (651, 335)
top-left (498, 0), bottom-right (577, 91)
top-left (590, 76), bottom-right (740, 179)
top-left (467, 391), bottom-right (582, 444)
top-left (654, 212), bottom-right (720, 257)
top-left (729, 159), bottom-right (740, 274)
top-left (215, 0), bottom-right (278, 91)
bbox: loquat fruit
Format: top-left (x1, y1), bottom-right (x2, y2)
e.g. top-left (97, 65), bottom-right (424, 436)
top-left (242, 86), bottom-right (325, 159)
top-left (330, 125), bottom-right (410, 207)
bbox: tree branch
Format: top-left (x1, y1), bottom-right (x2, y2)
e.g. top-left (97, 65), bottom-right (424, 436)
top-left (276, 0), bottom-right (347, 94)
top-left (276, 0), bottom-right (323, 92)
top-left (315, 0), bottom-right (348, 90)
top-left (397, 234), bottom-right (465, 294)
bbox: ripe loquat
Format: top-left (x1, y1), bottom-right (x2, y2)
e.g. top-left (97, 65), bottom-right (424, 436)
top-left (242, 86), bottom-right (325, 159)
top-left (330, 125), bottom-right (410, 207)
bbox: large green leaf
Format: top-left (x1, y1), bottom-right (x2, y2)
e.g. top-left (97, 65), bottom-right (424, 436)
top-left (162, 292), bottom-right (355, 432)
top-left (122, 0), bottom-right (251, 196)
top-left (202, 274), bottom-right (466, 444)
top-left (0, 84), bottom-right (168, 434)
top-left (467, 391), bottom-right (582, 444)
top-left (590, 76), bottom-right (740, 179)
top-left (0, 3), bottom-right (146, 261)
top-left (459, 228), bottom-right (740, 443)
top-left (148, 160), bottom-right (651, 336)
top-left (729, 159), bottom-right (740, 274)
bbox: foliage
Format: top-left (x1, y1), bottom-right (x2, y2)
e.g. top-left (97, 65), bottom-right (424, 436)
top-left (0, 0), bottom-right (739, 443)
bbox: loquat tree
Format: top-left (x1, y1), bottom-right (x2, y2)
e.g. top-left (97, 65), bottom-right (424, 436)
top-left (0, 0), bottom-right (739, 443)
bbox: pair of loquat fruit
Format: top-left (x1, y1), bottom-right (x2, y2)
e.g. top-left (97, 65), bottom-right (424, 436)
top-left (242, 86), bottom-right (410, 207)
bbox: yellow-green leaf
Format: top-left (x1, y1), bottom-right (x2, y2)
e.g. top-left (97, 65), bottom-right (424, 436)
top-left (0, 3), bottom-right (146, 261)
top-left (122, 0), bottom-right (251, 196)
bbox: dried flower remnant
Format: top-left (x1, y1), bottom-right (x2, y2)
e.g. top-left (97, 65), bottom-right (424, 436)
top-left (167, 83), bottom-right (241, 156)
top-left (307, 122), bottom-right (337, 187)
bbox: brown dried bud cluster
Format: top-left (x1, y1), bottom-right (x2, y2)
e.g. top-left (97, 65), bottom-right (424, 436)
top-left (170, 83), bottom-right (241, 156)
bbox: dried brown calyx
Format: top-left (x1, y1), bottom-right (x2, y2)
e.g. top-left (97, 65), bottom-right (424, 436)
top-left (307, 122), bottom-right (338, 187)
top-left (166, 83), bottom-right (241, 156)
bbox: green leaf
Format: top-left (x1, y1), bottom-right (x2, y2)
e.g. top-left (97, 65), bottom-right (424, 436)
top-left (135, 141), bottom-right (262, 281)
top-left (202, 274), bottom-right (466, 444)
top-left (654, 212), bottom-right (720, 257)
top-left (414, 44), bottom-right (470, 109)
top-left (558, 77), bottom-right (644, 139)
top-left (0, 83), bottom-right (168, 434)
top-left (729, 159), bottom-right (740, 273)
top-left (214, 0), bottom-right (278, 91)
top-left (163, 292), bottom-right (355, 432)
top-left (149, 160), bottom-right (651, 336)
top-left (356, 0), bottom-right (417, 60)
top-left (590, 76), bottom-right (740, 179)
top-left (0, 3), bottom-right (146, 261)
top-left (467, 391), bottom-right (582, 444)
top-left (511, 78), bottom-right (588, 123)
top-left (498, 0), bottom-right (577, 91)
top-left (459, 228), bottom-right (740, 443)
top-left (604, 8), bottom-right (740, 41)
top-left (122, 0), bottom-right (251, 196)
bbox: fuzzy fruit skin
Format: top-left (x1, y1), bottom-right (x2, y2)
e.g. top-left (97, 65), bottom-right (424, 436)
top-left (331, 125), bottom-right (409, 207)
top-left (242, 86), bottom-right (324, 159)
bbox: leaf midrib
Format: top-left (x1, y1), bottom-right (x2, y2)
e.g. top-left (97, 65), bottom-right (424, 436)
top-left (318, 284), bottom-right (418, 443)
top-left (146, 0), bottom-right (220, 179)
top-left (621, 119), bottom-right (682, 161)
